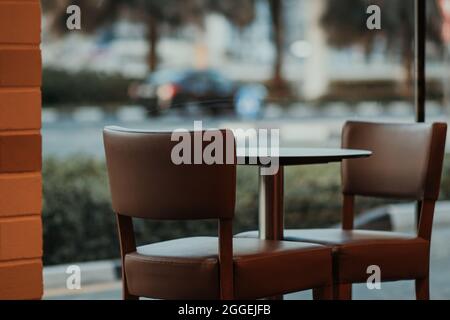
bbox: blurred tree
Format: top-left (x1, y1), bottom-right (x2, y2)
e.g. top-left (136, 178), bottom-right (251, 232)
top-left (321, 0), bottom-right (444, 94)
top-left (212, 0), bottom-right (285, 87)
top-left (42, 0), bottom-right (255, 72)
top-left (269, 0), bottom-right (284, 88)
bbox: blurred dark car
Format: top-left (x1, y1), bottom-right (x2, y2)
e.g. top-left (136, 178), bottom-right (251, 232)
top-left (129, 69), bottom-right (238, 116)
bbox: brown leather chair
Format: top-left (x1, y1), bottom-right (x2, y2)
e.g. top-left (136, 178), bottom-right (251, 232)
top-left (238, 121), bottom-right (447, 300)
top-left (103, 126), bottom-right (333, 300)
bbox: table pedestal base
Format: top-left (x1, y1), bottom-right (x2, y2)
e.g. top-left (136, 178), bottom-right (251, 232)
top-left (259, 166), bottom-right (284, 240)
top-left (259, 167), bottom-right (285, 300)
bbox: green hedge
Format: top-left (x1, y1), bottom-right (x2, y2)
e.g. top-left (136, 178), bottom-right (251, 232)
top-left (43, 156), bottom-right (450, 265)
top-left (42, 68), bottom-right (133, 107)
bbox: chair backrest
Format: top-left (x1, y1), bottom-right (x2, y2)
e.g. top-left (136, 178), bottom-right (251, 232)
top-left (342, 121), bottom-right (447, 201)
top-left (103, 127), bottom-right (236, 220)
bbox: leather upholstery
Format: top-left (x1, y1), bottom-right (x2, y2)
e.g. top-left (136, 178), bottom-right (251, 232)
top-left (125, 237), bottom-right (332, 300)
top-left (285, 229), bottom-right (429, 283)
top-left (103, 127), bottom-right (236, 220)
top-left (103, 127), bottom-right (335, 299)
top-left (236, 122), bottom-right (447, 290)
top-left (342, 122), bottom-right (447, 200)
top-left (237, 230), bottom-right (429, 283)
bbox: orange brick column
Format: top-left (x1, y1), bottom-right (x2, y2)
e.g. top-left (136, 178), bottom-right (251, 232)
top-left (0, 0), bottom-right (43, 299)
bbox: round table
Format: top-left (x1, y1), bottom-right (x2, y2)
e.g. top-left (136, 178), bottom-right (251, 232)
top-left (236, 148), bottom-right (372, 241)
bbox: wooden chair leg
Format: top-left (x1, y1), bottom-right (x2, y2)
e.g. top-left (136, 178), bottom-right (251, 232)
top-left (123, 292), bottom-right (139, 300)
top-left (313, 286), bottom-right (333, 300)
top-left (333, 283), bottom-right (352, 300)
top-left (123, 282), bottom-right (139, 300)
top-left (415, 277), bottom-right (430, 300)
top-left (122, 273), bottom-right (139, 300)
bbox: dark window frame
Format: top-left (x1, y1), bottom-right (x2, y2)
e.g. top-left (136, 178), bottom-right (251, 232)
top-left (416, 0), bottom-right (426, 123)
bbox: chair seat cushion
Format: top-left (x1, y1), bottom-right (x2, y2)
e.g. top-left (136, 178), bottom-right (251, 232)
top-left (125, 237), bottom-right (332, 300)
top-left (236, 230), bottom-right (430, 283)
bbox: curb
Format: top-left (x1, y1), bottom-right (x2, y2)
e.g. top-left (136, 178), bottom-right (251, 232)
top-left (44, 259), bottom-right (121, 290)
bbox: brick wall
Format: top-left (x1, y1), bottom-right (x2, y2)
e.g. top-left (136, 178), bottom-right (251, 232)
top-left (0, 0), bottom-right (43, 299)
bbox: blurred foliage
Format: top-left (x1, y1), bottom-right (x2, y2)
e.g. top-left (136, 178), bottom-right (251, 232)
top-left (43, 157), bottom-right (116, 265)
top-left (42, 0), bottom-right (256, 33)
top-left (43, 156), bottom-right (450, 265)
top-left (42, 0), bottom-right (256, 71)
top-left (42, 68), bottom-right (133, 107)
top-left (321, 0), bottom-right (443, 52)
top-left (321, 0), bottom-right (444, 91)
